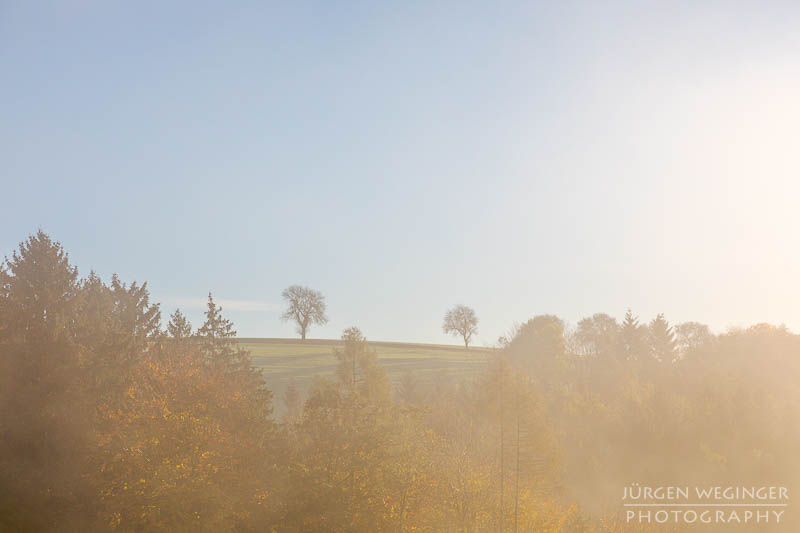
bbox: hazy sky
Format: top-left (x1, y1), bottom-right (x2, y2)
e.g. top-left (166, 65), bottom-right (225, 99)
top-left (2, 1), bottom-right (800, 344)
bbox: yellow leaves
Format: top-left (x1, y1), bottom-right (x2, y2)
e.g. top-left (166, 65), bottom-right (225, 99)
top-left (254, 489), bottom-right (270, 505)
top-left (79, 344), bottom-right (282, 532)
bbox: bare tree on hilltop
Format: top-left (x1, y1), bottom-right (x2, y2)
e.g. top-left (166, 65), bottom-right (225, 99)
top-left (281, 285), bottom-right (328, 341)
top-left (443, 304), bottom-right (478, 349)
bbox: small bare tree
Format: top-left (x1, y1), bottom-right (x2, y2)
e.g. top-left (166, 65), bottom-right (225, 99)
top-left (281, 285), bottom-right (328, 341)
top-left (443, 304), bottom-right (478, 349)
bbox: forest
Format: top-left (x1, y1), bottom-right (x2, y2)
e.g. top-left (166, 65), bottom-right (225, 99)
top-left (1, 231), bottom-right (797, 532)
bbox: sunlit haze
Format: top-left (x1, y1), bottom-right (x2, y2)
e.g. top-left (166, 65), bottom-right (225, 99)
top-left (3, 1), bottom-right (799, 343)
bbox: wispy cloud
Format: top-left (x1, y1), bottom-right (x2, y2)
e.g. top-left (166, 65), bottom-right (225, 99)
top-left (162, 297), bottom-right (280, 313)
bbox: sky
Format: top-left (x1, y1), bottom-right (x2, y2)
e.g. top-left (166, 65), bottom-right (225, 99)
top-left (2, 1), bottom-right (800, 345)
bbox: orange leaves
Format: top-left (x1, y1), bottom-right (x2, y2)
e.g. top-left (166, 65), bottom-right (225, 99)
top-left (85, 342), bottom-right (279, 532)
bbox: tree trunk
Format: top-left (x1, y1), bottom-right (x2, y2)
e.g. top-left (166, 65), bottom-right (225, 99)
top-left (514, 395), bottom-right (520, 533)
top-left (300, 314), bottom-right (309, 341)
top-left (499, 376), bottom-right (504, 533)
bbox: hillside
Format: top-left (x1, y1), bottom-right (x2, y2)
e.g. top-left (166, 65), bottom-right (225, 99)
top-left (238, 338), bottom-right (493, 409)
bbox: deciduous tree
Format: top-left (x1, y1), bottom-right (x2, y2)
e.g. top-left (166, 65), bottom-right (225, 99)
top-left (280, 285), bottom-right (328, 341)
top-left (442, 304), bottom-right (478, 349)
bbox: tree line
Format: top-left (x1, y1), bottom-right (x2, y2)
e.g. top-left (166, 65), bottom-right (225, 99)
top-left (2, 231), bottom-right (799, 532)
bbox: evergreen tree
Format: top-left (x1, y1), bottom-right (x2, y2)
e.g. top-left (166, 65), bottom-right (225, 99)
top-left (109, 274), bottom-right (161, 344)
top-left (196, 293), bottom-right (247, 371)
top-left (0, 232), bottom-right (90, 530)
top-left (619, 308), bottom-right (646, 362)
top-left (167, 308), bottom-right (193, 339)
top-left (0, 230), bottom-right (78, 344)
top-left (648, 313), bottom-right (676, 363)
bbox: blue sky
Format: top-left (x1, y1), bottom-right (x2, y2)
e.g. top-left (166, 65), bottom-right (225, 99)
top-left (2, 1), bottom-right (800, 344)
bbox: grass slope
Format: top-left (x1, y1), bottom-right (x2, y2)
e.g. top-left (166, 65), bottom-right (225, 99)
top-left (238, 338), bottom-right (493, 410)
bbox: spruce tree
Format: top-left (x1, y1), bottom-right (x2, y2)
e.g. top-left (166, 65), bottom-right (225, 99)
top-left (648, 313), bottom-right (677, 363)
top-left (0, 232), bottom-right (85, 530)
top-left (620, 308), bottom-right (645, 362)
top-left (196, 293), bottom-right (244, 370)
top-left (167, 308), bottom-right (193, 339)
top-left (0, 230), bottom-right (78, 344)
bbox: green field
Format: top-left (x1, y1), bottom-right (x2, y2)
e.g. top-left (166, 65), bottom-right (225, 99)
top-left (238, 338), bottom-right (494, 409)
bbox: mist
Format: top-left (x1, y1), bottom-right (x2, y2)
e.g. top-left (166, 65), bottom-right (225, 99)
top-left (1, 232), bottom-right (797, 532)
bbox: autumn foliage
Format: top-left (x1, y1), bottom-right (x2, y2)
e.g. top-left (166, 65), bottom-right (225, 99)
top-left (2, 232), bottom-right (799, 532)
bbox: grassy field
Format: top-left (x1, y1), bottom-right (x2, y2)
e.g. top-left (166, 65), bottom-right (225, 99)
top-left (238, 338), bottom-right (494, 411)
